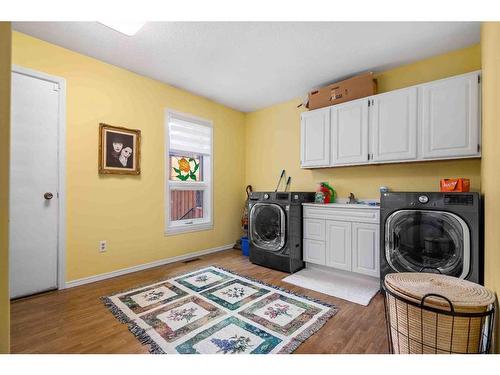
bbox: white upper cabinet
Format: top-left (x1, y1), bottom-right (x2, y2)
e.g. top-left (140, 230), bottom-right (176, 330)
top-left (420, 72), bottom-right (480, 159)
top-left (331, 98), bottom-right (369, 165)
top-left (299, 71), bottom-right (481, 169)
top-left (370, 87), bottom-right (418, 162)
top-left (300, 107), bottom-right (330, 167)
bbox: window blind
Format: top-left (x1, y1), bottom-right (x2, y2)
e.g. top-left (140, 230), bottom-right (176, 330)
top-left (169, 116), bottom-right (211, 155)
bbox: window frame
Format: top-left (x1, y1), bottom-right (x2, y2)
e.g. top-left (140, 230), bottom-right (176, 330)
top-left (165, 109), bottom-right (213, 235)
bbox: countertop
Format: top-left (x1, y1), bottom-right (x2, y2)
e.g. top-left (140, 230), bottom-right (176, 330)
top-left (302, 202), bottom-right (380, 210)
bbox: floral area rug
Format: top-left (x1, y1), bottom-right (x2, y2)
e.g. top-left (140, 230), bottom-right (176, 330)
top-left (102, 266), bottom-right (337, 354)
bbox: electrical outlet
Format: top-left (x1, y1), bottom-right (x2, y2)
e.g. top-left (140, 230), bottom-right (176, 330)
top-left (99, 240), bottom-right (107, 253)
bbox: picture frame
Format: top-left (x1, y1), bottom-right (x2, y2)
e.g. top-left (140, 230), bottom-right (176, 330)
top-left (98, 123), bottom-right (141, 175)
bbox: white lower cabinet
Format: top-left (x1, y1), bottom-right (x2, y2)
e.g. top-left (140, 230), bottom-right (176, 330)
top-left (303, 239), bottom-right (326, 265)
top-left (325, 220), bottom-right (351, 271)
top-left (303, 205), bottom-right (380, 278)
top-left (351, 223), bottom-right (379, 277)
top-left (303, 218), bottom-right (325, 241)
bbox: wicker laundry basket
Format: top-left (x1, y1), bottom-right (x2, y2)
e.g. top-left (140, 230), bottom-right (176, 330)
top-left (383, 273), bottom-right (496, 354)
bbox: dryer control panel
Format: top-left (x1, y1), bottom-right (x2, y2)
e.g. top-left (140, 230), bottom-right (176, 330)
top-left (444, 194), bottom-right (474, 206)
top-left (249, 192), bottom-right (315, 204)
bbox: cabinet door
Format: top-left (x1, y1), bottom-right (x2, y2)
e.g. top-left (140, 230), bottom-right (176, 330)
top-left (370, 87), bottom-right (418, 162)
top-left (300, 108), bottom-right (330, 167)
top-left (331, 98), bottom-right (369, 165)
top-left (420, 72), bottom-right (480, 159)
top-left (303, 239), bottom-right (326, 265)
top-left (303, 218), bottom-right (325, 241)
top-left (325, 220), bottom-right (352, 271)
top-left (351, 223), bottom-right (379, 278)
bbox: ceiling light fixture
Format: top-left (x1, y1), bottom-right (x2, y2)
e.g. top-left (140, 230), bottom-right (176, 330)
top-left (98, 21), bottom-right (146, 36)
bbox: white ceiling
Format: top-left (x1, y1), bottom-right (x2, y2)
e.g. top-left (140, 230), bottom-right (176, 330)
top-left (13, 22), bottom-right (480, 112)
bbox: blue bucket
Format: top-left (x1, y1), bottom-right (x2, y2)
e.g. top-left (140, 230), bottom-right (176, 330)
top-left (241, 237), bottom-right (250, 256)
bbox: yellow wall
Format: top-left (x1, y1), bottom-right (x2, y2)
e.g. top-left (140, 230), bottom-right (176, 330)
top-left (6, 28), bottom-right (496, 352)
top-left (245, 45), bottom-right (481, 198)
top-left (10, 33), bottom-right (485, 295)
top-left (0, 22), bottom-right (11, 354)
top-left (481, 23), bottom-right (500, 353)
top-left (12, 31), bottom-right (246, 281)
top-left (375, 44), bottom-right (481, 93)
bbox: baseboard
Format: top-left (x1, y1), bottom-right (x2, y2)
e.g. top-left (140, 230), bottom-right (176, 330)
top-left (64, 243), bottom-right (235, 289)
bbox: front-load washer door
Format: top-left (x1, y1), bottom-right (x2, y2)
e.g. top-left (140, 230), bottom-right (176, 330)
top-left (249, 203), bottom-right (286, 251)
top-left (385, 210), bottom-right (470, 279)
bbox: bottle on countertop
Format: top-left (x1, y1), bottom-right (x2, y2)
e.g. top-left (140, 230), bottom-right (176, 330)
top-left (315, 182), bottom-right (336, 204)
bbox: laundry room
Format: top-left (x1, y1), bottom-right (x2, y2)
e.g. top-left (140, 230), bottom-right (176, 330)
top-left (2, 2), bottom-right (500, 372)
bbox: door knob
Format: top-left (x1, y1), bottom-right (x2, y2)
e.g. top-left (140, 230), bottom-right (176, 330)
top-left (44, 192), bottom-right (54, 200)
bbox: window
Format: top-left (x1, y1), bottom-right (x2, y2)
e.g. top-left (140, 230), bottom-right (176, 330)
top-left (165, 110), bottom-right (213, 234)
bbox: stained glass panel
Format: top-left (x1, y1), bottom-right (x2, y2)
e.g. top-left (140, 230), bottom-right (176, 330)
top-left (170, 154), bottom-right (202, 181)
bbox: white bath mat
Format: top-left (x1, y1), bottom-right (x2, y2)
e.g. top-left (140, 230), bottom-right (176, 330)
top-left (282, 266), bottom-right (380, 306)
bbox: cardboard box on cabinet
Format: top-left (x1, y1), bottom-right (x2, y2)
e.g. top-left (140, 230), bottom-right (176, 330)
top-left (307, 72), bottom-right (377, 110)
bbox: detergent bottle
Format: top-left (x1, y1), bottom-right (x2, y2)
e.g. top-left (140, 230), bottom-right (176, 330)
top-left (315, 182), bottom-right (336, 204)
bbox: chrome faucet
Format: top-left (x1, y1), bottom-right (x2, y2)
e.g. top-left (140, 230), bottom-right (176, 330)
top-left (348, 192), bottom-right (358, 204)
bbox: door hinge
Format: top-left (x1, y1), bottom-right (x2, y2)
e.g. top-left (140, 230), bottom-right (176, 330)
top-left (477, 144), bottom-right (481, 153)
top-left (478, 75), bottom-right (481, 84)
top-left (368, 99), bottom-right (370, 107)
top-left (368, 153), bottom-right (370, 160)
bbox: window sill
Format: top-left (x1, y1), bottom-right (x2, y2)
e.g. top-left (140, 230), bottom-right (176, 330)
top-left (165, 222), bottom-right (213, 236)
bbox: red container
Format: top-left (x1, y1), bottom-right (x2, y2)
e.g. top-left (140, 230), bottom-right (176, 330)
top-left (440, 178), bottom-right (470, 192)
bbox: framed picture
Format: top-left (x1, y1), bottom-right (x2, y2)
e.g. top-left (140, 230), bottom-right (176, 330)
top-left (99, 123), bottom-right (141, 175)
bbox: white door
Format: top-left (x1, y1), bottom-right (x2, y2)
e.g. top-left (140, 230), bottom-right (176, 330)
top-left (420, 72), bottom-right (480, 159)
top-left (370, 87), bottom-right (418, 162)
top-left (331, 98), bottom-right (369, 165)
top-left (10, 69), bottom-right (62, 298)
top-left (351, 223), bottom-right (379, 278)
top-left (325, 220), bottom-right (352, 271)
top-left (300, 108), bottom-right (330, 167)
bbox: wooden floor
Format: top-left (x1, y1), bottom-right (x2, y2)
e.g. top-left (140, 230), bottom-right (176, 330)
top-left (10, 249), bottom-right (389, 354)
